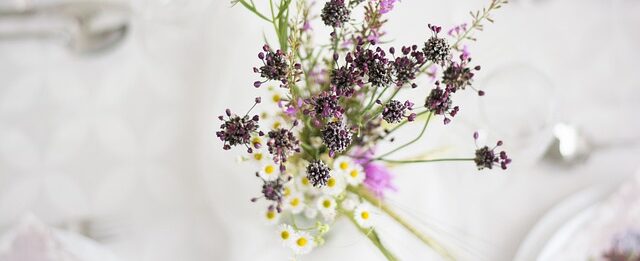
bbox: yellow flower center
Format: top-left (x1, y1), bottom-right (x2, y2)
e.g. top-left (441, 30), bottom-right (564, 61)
top-left (361, 211), bottom-right (370, 220)
top-left (290, 198), bottom-right (300, 207)
top-left (264, 165), bottom-right (275, 175)
top-left (339, 162), bottom-right (349, 170)
top-left (296, 237), bottom-right (308, 247)
top-left (254, 153), bottom-right (263, 161)
top-left (284, 187), bottom-right (291, 197)
top-left (272, 121), bottom-right (281, 129)
top-left (252, 137), bottom-right (262, 145)
top-left (322, 200), bottom-right (331, 208)
top-left (266, 211), bottom-right (275, 220)
top-left (272, 94), bottom-right (281, 103)
top-left (350, 170), bottom-right (359, 178)
top-left (327, 178), bottom-right (336, 187)
top-left (280, 231), bottom-right (290, 240)
top-left (301, 177), bottom-right (309, 186)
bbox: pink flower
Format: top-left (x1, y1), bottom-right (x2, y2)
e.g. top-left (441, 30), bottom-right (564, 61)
top-left (353, 147), bottom-right (396, 198)
top-left (302, 21), bottom-right (312, 32)
top-left (378, 0), bottom-right (397, 14)
top-left (284, 98), bottom-right (303, 117)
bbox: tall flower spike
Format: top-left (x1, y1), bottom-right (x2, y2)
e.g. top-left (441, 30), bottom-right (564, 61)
top-left (254, 45), bottom-right (290, 88)
top-left (266, 127), bottom-right (300, 169)
top-left (216, 98), bottom-right (262, 152)
top-left (473, 132), bottom-right (511, 170)
top-left (424, 82), bottom-right (458, 124)
top-left (381, 99), bottom-right (415, 123)
top-left (321, 0), bottom-right (351, 28)
top-left (423, 24), bottom-right (451, 66)
top-left (442, 54), bottom-right (481, 92)
top-left (321, 121), bottom-right (353, 155)
top-left (306, 160), bottom-right (331, 187)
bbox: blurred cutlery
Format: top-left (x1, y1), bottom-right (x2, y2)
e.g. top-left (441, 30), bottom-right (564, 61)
top-left (0, 2), bottom-right (130, 55)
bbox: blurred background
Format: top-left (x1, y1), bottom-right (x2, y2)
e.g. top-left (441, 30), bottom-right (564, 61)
top-left (0, 0), bottom-right (639, 260)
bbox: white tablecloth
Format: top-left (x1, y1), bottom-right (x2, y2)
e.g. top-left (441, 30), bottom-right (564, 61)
top-left (0, 0), bottom-right (639, 260)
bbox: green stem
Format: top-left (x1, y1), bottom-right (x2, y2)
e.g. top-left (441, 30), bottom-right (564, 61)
top-left (351, 187), bottom-right (456, 261)
top-left (383, 109), bottom-right (430, 138)
top-left (235, 0), bottom-right (273, 23)
top-left (377, 158), bottom-right (475, 164)
top-left (345, 210), bottom-right (398, 261)
top-left (375, 112), bottom-right (432, 160)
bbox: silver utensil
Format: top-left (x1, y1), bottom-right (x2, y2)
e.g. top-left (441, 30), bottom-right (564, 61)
top-left (0, 2), bottom-right (130, 55)
top-left (542, 123), bottom-right (640, 167)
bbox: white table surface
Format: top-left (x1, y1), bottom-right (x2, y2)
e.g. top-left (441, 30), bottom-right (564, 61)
top-left (0, 0), bottom-right (639, 260)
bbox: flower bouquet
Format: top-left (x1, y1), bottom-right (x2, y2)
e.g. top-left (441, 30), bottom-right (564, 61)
top-left (218, 0), bottom-right (511, 259)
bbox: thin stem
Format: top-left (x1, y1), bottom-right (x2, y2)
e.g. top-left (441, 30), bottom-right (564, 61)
top-left (375, 112), bottom-right (432, 160)
top-left (383, 109), bottom-right (430, 138)
top-left (377, 158), bottom-right (475, 164)
top-left (351, 186), bottom-right (455, 261)
top-left (344, 210), bottom-right (398, 261)
top-left (235, 0), bottom-right (273, 23)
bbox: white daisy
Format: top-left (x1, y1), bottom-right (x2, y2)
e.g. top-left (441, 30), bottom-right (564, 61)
top-left (258, 162), bottom-right (279, 181)
top-left (340, 194), bottom-right (358, 211)
top-left (304, 206), bottom-right (318, 219)
top-left (285, 193), bottom-right (305, 214)
top-left (332, 156), bottom-right (354, 175)
top-left (322, 173), bottom-right (346, 196)
top-left (290, 231), bottom-right (314, 255)
top-left (276, 224), bottom-right (295, 246)
top-left (268, 85), bottom-right (288, 105)
top-left (344, 165), bottom-right (365, 186)
top-left (316, 195), bottom-right (336, 220)
top-left (263, 208), bottom-right (280, 225)
top-left (354, 204), bottom-right (375, 229)
top-left (282, 182), bottom-right (294, 199)
top-left (295, 175), bottom-right (313, 191)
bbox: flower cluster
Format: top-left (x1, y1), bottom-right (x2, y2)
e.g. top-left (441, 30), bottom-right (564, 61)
top-left (223, 0), bottom-right (510, 258)
top-left (321, 0), bottom-right (350, 27)
top-left (254, 45), bottom-right (301, 88)
top-left (443, 54), bottom-right (482, 93)
top-left (391, 45), bottom-right (426, 88)
top-left (321, 121), bottom-right (353, 155)
top-left (424, 82), bottom-right (459, 124)
top-left (473, 132), bottom-right (512, 170)
top-left (381, 99), bottom-right (415, 123)
top-left (216, 98), bottom-right (263, 152)
top-left (423, 24), bottom-right (451, 65)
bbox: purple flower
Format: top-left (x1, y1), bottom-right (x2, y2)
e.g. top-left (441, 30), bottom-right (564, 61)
top-left (390, 45), bottom-right (426, 88)
top-left (424, 82), bottom-right (459, 124)
top-left (447, 23), bottom-right (468, 37)
top-left (304, 91), bottom-right (344, 120)
top-left (442, 53), bottom-right (480, 92)
top-left (423, 24), bottom-right (451, 65)
top-left (321, 0), bottom-right (351, 28)
top-left (216, 108), bottom-right (262, 152)
top-left (381, 99), bottom-right (415, 123)
top-left (284, 98), bottom-right (303, 117)
top-left (302, 20), bottom-right (312, 32)
top-left (353, 148), bottom-right (396, 198)
top-left (473, 132), bottom-right (511, 170)
top-left (364, 163), bottom-right (397, 198)
top-left (321, 121), bottom-right (353, 155)
top-left (378, 0), bottom-right (397, 14)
